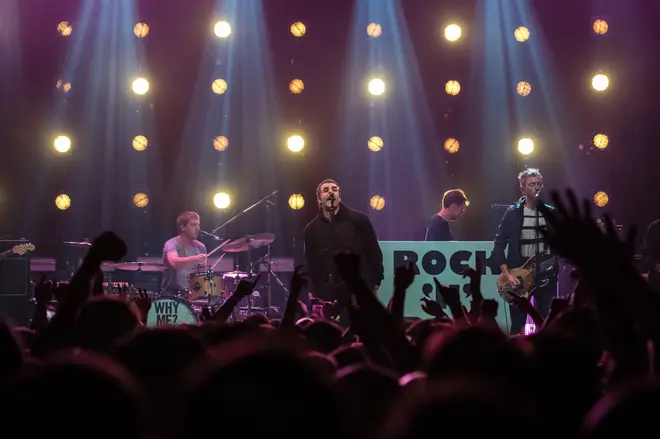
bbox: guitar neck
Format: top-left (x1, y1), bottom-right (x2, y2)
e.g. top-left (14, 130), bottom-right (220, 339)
top-left (0, 249), bottom-right (14, 259)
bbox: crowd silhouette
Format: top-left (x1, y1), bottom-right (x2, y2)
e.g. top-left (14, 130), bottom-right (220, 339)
top-left (0, 189), bottom-right (658, 439)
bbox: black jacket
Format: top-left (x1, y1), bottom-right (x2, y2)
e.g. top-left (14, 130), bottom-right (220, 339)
top-left (303, 203), bottom-right (384, 300)
top-left (492, 197), bottom-right (555, 270)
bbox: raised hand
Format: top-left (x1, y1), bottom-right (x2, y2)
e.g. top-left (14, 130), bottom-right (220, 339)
top-left (421, 297), bottom-right (448, 319)
top-left (290, 265), bottom-right (307, 299)
top-left (89, 231), bottom-right (127, 262)
top-left (33, 275), bottom-right (53, 304)
top-left (394, 261), bottom-right (416, 291)
top-left (236, 274), bottom-right (261, 298)
top-left (134, 289), bottom-right (152, 317)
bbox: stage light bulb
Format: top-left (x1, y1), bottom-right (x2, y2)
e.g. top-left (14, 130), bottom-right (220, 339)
top-left (291, 22), bottom-right (306, 37)
top-left (213, 192), bottom-right (231, 209)
top-left (367, 23), bottom-right (382, 38)
top-left (444, 138), bottom-right (460, 154)
top-left (517, 138), bottom-right (535, 155)
top-left (132, 135), bottom-right (148, 151)
top-left (288, 194), bottom-right (305, 210)
top-left (593, 133), bottom-right (609, 149)
top-left (445, 24), bottom-right (462, 41)
top-left (514, 26), bottom-right (530, 42)
top-left (370, 195), bottom-right (386, 211)
top-left (58, 21), bottom-right (72, 36)
top-left (594, 191), bottom-right (609, 207)
top-left (53, 135), bottom-right (71, 153)
top-left (593, 19), bottom-right (608, 35)
top-left (368, 136), bottom-right (383, 152)
top-left (592, 74), bottom-right (609, 92)
top-left (212, 78), bottom-right (228, 95)
top-left (134, 22), bottom-right (149, 38)
top-left (55, 194), bottom-right (71, 210)
top-left (368, 78), bottom-right (386, 96)
top-left (214, 21), bottom-right (231, 38)
top-left (133, 193), bottom-right (149, 208)
top-left (132, 77), bottom-right (150, 95)
top-left (287, 135), bottom-right (305, 152)
top-left (517, 81), bottom-right (532, 96)
top-left (289, 79), bottom-right (305, 94)
top-left (445, 80), bottom-right (461, 95)
top-left (213, 136), bottom-right (229, 151)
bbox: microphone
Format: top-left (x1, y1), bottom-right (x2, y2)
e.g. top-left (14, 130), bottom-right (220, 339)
top-left (328, 193), bottom-right (336, 201)
top-left (201, 230), bottom-right (221, 240)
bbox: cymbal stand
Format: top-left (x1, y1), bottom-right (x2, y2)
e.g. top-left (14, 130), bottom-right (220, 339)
top-left (264, 202), bottom-right (289, 316)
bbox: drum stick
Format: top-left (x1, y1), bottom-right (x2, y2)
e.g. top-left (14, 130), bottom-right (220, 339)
top-left (207, 239), bottom-right (231, 257)
top-left (210, 252), bottom-right (227, 271)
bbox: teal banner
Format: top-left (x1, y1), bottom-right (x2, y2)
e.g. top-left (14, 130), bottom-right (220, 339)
top-left (377, 241), bottom-right (510, 331)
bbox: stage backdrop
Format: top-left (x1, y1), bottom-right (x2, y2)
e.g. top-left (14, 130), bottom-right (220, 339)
top-left (377, 241), bottom-right (511, 332)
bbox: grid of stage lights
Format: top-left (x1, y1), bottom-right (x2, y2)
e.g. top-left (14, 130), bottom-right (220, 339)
top-left (47, 16), bottom-right (617, 212)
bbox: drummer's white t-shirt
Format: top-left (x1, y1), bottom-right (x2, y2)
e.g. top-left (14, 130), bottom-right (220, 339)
top-left (161, 236), bottom-right (207, 294)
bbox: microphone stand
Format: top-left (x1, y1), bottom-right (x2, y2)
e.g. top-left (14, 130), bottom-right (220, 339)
top-left (210, 190), bottom-right (279, 235)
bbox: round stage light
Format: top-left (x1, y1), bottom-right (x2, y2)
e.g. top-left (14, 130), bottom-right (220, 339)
top-left (445, 24), bottom-right (462, 42)
top-left (212, 78), bottom-right (228, 95)
top-left (517, 81), bottom-right (532, 96)
top-left (287, 135), bottom-right (305, 152)
top-left (132, 77), bottom-right (150, 95)
top-left (213, 136), bottom-right (229, 151)
top-left (213, 192), bottom-right (231, 209)
top-left (288, 194), bottom-right (305, 210)
top-left (514, 26), bottom-right (530, 42)
top-left (368, 78), bottom-right (386, 96)
top-left (53, 135), bottom-right (71, 153)
top-left (55, 194), bottom-right (71, 211)
top-left (133, 192), bottom-right (149, 208)
top-left (134, 22), bottom-right (149, 38)
top-left (289, 79), bottom-right (305, 94)
top-left (592, 74), bottom-right (609, 92)
top-left (214, 21), bottom-right (231, 38)
top-left (445, 80), bottom-right (461, 95)
top-left (444, 138), bottom-right (460, 154)
top-left (517, 137), bottom-right (535, 155)
top-left (367, 23), bottom-right (382, 38)
top-left (368, 136), bottom-right (383, 152)
top-left (370, 195), bottom-right (386, 211)
top-left (593, 19), bottom-right (608, 35)
top-left (56, 80), bottom-right (72, 93)
top-left (594, 191), bottom-right (609, 207)
top-left (132, 135), bottom-right (148, 151)
top-left (291, 22), bottom-right (306, 37)
top-left (58, 21), bottom-right (72, 36)
top-left (593, 133), bottom-right (609, 150)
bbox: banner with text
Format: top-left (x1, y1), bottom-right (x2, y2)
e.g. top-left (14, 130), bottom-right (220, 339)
top-left (377, 241), bottom-right (510, 332)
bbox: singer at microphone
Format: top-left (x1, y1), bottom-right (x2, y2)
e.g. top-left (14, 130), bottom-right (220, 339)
top-left (303, 178), bottom-right (384, 327)
top-left (491, 168), bottom-right (558, 335)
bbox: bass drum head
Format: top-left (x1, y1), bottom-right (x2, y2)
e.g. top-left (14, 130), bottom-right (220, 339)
top-left (146, 298), bottom-right (198, 328)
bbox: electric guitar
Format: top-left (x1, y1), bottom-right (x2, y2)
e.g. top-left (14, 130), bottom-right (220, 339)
top-left (497, 253), bottom-right (559, 305)
top-left (0, 243), bottom-right (36, 260)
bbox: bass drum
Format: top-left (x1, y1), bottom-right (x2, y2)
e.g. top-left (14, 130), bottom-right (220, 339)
top-left (146, 298), bottom-right (198, 328)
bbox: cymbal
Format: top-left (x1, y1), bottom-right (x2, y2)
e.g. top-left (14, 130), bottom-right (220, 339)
top-left (113, 261), bottom-right (167, 272)
top-left (223, 270), bottom-right (250, 279)
top-left (63, 241), bottom-right (92, 248)
top-left (222, 233), bottom-right (276, 253)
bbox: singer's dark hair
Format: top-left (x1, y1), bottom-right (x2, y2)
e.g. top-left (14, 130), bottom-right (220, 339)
top-left (442, 189), bottom-right (468, 208)
top-left (316, 178), bottom-right (339, 199)
top-left (177, 211), bottom-right (200, 232)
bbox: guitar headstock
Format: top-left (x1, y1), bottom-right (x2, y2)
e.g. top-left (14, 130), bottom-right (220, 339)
top-left (12, 243), bottom-right (35, 255)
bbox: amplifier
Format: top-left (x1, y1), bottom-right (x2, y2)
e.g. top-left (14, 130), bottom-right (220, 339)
top-left (0, 239), bottom-right (31, 297)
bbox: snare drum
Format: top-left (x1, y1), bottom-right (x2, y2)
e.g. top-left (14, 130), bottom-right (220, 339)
top-left (146, 298), bottom-right (198, 327)
top-left (187, 270), bottom-right (223, 299)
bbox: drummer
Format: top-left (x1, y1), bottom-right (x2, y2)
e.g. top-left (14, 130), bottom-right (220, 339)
top-left (161, 211), bottom-right (208, 296)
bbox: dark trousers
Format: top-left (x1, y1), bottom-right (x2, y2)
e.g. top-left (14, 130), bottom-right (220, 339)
top-left (509, 274), bottom-right (557, 334)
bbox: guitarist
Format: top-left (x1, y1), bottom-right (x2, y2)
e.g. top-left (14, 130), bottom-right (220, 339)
top-left (492, 168), bottom-right (557, 334)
